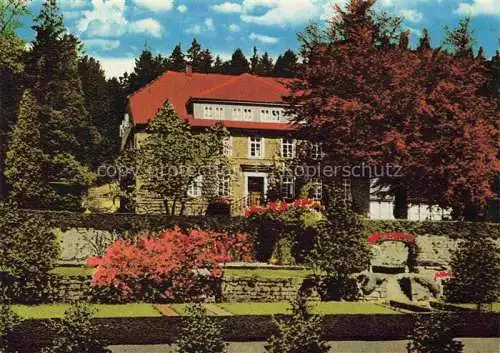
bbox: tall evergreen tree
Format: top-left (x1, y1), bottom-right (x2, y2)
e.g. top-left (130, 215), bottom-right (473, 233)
top-left (126, 48), bottom-right (166, 94)
top-left (5, 90), bottom-right (47, 208)
top-left (229, 48), bottom-right (250, 75)
top-left (273, 49), bottom-right (299, 77)
top-left (444, 17), bottom-right (475, 58)
top-left (199, 49), bottom-right (214, 73)
top-left (0, 0), bottom-right (28, 200)
top-left (168, 43), bottom-right (186, 72)
top-left (258, 52), bottom-right (274, 76)
top-left (78, 56), bottom-right (123, 165)
top-left (28, 0), bottom-right (97, 210)
top-left (417, 28), bottom-right (432, 52)
top-left (250, 46), bottom-right (260, 73)
top-left (187, 38), bottom-right (203, 72)
top-left (213, 55), bottom-right (224, 73)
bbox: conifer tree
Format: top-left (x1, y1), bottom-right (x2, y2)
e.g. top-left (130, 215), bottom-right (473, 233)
top-left (200, 49), bottom-right (214, 73)
top-left (187, 38), bottom-right (203, 71)
top-left (5, 90), bottom-right (47, 208)
top-left (126, 48), bottom-right (166, 93)
top-left (28, 0), bottom-right (97, 209)
top-left (168, 43), bottom-right (186, 72)
top-left (273, 49), bottom-right (299, 77)
top-left (229, 48), bottom-right (250, 74)
top-left (213, 55), bottom-right (224, 73)
top-left (258, 52), bottom-right (274, 76)
top-left (250, 46), bottom-right (260, 73)
top-left (417, 29), bottom-right (432, 52)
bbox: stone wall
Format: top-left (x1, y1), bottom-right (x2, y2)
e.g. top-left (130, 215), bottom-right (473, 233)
top-left (51, 276), bottom-right (92, 302)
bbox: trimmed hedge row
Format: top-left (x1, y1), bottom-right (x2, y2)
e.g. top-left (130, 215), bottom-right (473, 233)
top-left (12, 209), bottom-right (500, 239)
top-left (10, 313), bottom-right (500, 352)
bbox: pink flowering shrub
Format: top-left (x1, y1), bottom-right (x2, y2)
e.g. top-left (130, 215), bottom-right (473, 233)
top-left (367, 232), bottom-right (416, 245)
top-left (244, 198), bottom-right (318, 217)
top-left (87, 227), bottom-right (252, 302)
top-left (433, 270), bottom-right (453, 281)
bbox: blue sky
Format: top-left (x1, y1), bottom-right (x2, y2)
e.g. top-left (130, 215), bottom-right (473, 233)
top-left (20, 0), bottom-right (499, 78)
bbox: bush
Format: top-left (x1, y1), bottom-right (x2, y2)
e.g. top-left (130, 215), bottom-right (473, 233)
top-left (0, 304), bottom-right (20, 353)
top-left (444, 236), bottom-right (499, 304)
top-left (245, 199), bottom-right (321, 263)
top-left (88, 227), bottom-right (252, 302)
top-left (175, 303), bottom-right (227, 353)
top-left (307, 187), bottom-right (370, 300)
top-left (41, 302), bottom-right (109, 353)
top-left (265, 293), bottom-right (329, 353)
top-left (407, 313), bottom-right (463, 353)
top-left (0, 203), bottom-right (60, 303)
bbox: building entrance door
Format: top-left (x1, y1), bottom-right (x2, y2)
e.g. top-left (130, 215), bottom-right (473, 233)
top-left (247, 176), bottom-right (265, 206)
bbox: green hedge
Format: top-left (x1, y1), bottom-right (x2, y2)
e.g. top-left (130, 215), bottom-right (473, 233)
top-left (10, 313), bottom-right (500, 351)
top-left (9, 209), bottom-right (500, 240)
top-left (362, 219), bottom-right (500, 240)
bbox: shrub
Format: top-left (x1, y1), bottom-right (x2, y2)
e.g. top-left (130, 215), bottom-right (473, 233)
top-left (175, 303), bottom-right (227, 353)
top-left (0, 304), bottom-right (21, 353)
top-left (88, 227), bottom-right (252, 302)
top-left (42, 302), bottom-right (110, 353)
top-left (407, 313), bottom-right (463, 353)
top-left (0, 203), bottom-right (60, 303)
top-left (444, 236), bottom-right (499, 304)
top-left (307, 187), bottom-right (370, 300)
top-left (245, 199), bottom-right (321, 263)
top-left (265, 293), bottom-right (329, 353)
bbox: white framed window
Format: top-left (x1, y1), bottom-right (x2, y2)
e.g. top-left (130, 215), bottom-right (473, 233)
top-left (312, 179), bottom-right (322, 201)
top-left (187, 175), bottom-right (203, 197)
top-left (203, 106), bottom-right (213, 119)
top-left (271, 109), bottom-right (281, 122)
top-left (260, 109), bottom-right (270, 121)
top-left (281, 171), bottom-right (295, 199)
top-left (248, 137), bottom-right (263, 158)
top-left (218, 174), bottom-right (231, 197)
top-left (233, 108), bottom-right (243, 120)
top-left (243, 108), bottom-right (253, 121)
top-left (223, 137), bottom-right (232, 156)
top-left (281, 138), bottom-right (294, 159)
top-left (311, 142), bottom-right (323, 160)
top-left (214, 106), bottom-right (224, 120)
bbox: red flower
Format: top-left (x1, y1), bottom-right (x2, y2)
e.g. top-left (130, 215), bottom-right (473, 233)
top-left (433, 270), bottom-right (453, 281)
top-left (367, 232), bottom-right (416, 245)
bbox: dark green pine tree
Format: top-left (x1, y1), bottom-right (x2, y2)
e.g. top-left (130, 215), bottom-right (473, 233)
top-left (78, 56), bottom-right (124, 165)
top-left (126, 48), bottom-right (166, 94)
top-left (4, 90), bottom-right (48, 208)
top-left (187, 38), bottom-right (203, 72)
top-left (28, 0), bottom-right (98, 210)
top-left (167, 43), bottom-right (186, 72)
top-left (199, 49), bottom-right (214, 73)
top-left (257, 52), bottom-right (274, 76)
top-left (273, 49), bottom-right (299, 77)
top-left (213, 55), bottom-right (224, 73)
top-left (229, 48), bottom-right (250, 75)
top-left (250, 46), bottom-right (260, 73)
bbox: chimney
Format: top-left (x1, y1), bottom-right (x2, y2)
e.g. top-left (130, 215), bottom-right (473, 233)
top-left (186, 64), bottom-right (193, 76)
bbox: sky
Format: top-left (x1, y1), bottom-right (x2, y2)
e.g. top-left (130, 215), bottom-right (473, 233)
top-left (19, 0), bottom-right (500, 78)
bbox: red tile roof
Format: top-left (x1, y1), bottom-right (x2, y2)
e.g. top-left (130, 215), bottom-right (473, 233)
top-left (127, 71), bottom-right (296, 131)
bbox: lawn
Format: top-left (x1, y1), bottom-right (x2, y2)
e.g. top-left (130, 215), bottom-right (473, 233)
top-left (12, 304), bottom-right (161, 319)
top-left (219, 302), bottom-right (399, 315)
top-left (50, 266), bottom-right (94, 277)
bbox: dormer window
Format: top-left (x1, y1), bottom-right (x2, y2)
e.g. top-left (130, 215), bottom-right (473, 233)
top-left (260, 109), bottom-right (270, 121)
top-left (204, 105), bottom-right (224, 119)
top-left (243, 108), bottom-right (252, 120)
top-left (204, 106), bottom-right (213, 119)
top-left (271, 109), bottom-right (281, 122)
top-left (233, 108), bottom-right (243, 120)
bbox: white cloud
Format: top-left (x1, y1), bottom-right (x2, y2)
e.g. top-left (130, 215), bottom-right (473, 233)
top-left (132, 0), bottom-right (174, 11)
top-left (177, 4), bottom-right (188, 13)
top-left (78, 0), bottom-right (164, 38)
top-left (60, 0), bottom-right (87, 8)
top-left (398, 9), bottom-right (424, 23)
top-left (95, 57), bottom-right (136, 79)
top-left (241, 0), bottom-right (335, 26)
top-left (455, 0), bottom-right (500, 17)
top-left (228, 24), bottom-right (241, 32)
top-left (62, 11), bottom-right (82, 21)
top-left (84, 39), bottom-right (121, 50)
top-left (211, 2), bottom-right (243, 13)
top-left (185, 24), bottom-right (202, 35)
top-left (204, 18), bottom-right (215, 31)
top-left (77, 0), bottom-right (128, 37)
top-left (249, 32), bottom-right (280, 44)
top-left (129, 18), bottom-right (163, 38)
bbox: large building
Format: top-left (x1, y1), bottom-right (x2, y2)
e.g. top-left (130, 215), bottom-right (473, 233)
top-left (121, 68), bottom-right (450, 220)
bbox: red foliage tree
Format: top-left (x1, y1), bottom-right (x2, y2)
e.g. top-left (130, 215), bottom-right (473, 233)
top-left (87, 227), bottom-right (252, 302)
top-left (288, 0), bottom-right (498, 220)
